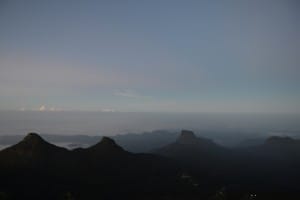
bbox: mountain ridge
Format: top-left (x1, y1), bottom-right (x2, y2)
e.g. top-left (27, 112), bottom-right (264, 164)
top-left (1, 131), bottom-right (300, 199)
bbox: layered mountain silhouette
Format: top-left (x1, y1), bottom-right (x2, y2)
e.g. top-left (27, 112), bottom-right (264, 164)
top-left (153, 130), bottom-right (300, 199)
top-left (0, 133), bottom-right (196, 200)
top-left (1, 131), bottom-right (300, 200)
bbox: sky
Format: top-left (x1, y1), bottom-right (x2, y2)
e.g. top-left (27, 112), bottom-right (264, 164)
top-left (0, 0), bottom-right (299, 113)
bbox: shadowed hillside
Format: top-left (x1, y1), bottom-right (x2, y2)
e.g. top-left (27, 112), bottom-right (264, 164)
top-left (0, 133), bottom-right (200, 200)
top-left (1, 131), bottom-right (300, 199)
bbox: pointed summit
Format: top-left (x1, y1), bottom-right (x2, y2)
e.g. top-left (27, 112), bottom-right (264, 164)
top-left (23, 132), bottom-right (45, 143)
top-left (155, 129), bottom-right (227, 167)
top-left (99, 136), bottom-right (118, 145)
top-left (176, 130), bottom-right (198, 144)
top-left (87, 136), bottom-right (126, 155)
top-left (0, 133), bottom-right (68, 166)
top-left (19, 132), bottom-right (50, 148)
top-left (179, 130), bottom-right (197, 139)
top-left (10, 132), bottom-right (66, 153)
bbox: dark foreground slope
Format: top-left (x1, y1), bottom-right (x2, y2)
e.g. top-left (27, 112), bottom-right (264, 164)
top-left (0, 133), bottom-right (203, 200)
top-left (155, 130), bottom-right (300, 200)
top-left (1, 131), bottom-right (300, 200)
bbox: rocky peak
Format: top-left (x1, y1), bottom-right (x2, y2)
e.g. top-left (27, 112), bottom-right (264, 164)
top-left (89, 136), bottom-right (125, 153)
top-left (100, 136), bottom-right (117, 145)
top-left (4, 132), bottom-right (67, 158)
top-left (22, 133), bottom-right (45, 144)
top-left (176, 130), bottom-right (198, 144)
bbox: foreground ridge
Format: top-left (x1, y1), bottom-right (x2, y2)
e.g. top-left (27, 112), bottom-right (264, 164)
top-left (0, 131), bottom-right (300, 200)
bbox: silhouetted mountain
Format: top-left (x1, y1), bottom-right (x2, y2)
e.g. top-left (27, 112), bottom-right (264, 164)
top-left (0, 133), bottom-right (200, 200)
top-left (2, 129), bottom-right (288, 152)
top-left (0, 132), bottom-right (70, 168)
top-left (153, 131), bottom-right (300, 199)
top-left (176, 130), bottom-right (198, 144)
top-left (0, 130), bottom-right (179, 152)
top-left (154, 130), bottom-right (234, 193)
top-left (244, 136), bottom-right (300, 163)
top-left (80, 136), bottom-right (127, 156)
top-left (155, 130), bottom-right (228, 165)
top-left (2, 132), bottom-right (300, 199)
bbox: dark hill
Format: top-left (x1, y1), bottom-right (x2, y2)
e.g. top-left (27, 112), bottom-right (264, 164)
top-left (244, 136), bottom-right (300, 163)
top-left (80, 136), bottom-right (127, 156)
top-left (2, 132), bottom-right (300, 199)
top-left (0, 132), bottom-right (70, 168)
top-left (0, 133), bottom-right (198, 200)
top-left (154, 130), bottom-right (232, 191)
top-left (154, 131), bottom-right (300, 198)
top-left (155, 130), bottom-right (228, 164)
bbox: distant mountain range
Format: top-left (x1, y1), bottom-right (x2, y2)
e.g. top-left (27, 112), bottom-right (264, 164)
top-left (0, 132), bottom-right (188, 200)
top-left (1, 130), bottom-right (300, 199)
top-left (0, 130), bottom-right (179, 152)
top-left (1, 129), bottom-right (292, 152)
top-left (155, 131), bottom-right (300, 199)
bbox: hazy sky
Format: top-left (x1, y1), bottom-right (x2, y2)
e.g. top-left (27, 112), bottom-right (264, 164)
top-left (0, 0), bottom-right (299, 113)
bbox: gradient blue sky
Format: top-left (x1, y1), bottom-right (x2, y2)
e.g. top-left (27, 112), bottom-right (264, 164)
top-left (0, 0), bottom-right (299, 113)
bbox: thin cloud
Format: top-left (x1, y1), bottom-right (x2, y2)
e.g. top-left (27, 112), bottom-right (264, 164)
top-left (113, 89), bottom-right (152, 99)
top-left (100, 108), bottom-right (116, 112)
